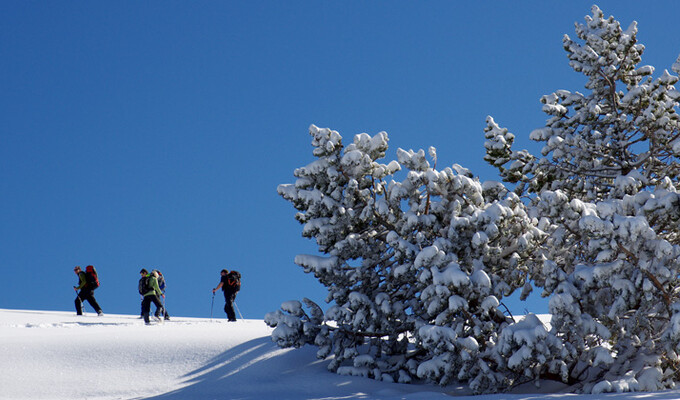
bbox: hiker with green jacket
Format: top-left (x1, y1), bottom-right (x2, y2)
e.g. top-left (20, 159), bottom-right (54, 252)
top-left (139, 269), bottom-right (164, 325)
top-left (73, 265), bottom-right (103, 316)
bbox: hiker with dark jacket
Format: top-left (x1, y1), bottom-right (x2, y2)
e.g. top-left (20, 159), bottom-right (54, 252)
top-left (212, 269), bottom-right (240, 322)
top-left (73, 265), bottom-right (103, 316)
top-left (138, 269), bottom-right (170, 320)
top-left (138, 269), bottom-right (149, 318)
top-left (139, 269), bottom-right (164, 325)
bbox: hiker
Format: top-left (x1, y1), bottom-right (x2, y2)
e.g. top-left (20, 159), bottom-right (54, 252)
top-left (139, 268), bottom-right (164, 325)
top-left (212, 269), bottom-right (241, 322)
top-left (138, 269), bottom-right (149, 318)
top-left (73, 265), bottom-right (103, 316)
top-left (152, 269), bottom-right (170, 320)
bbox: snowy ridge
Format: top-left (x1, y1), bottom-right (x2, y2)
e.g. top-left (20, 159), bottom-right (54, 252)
top-left (4, 308), bottom-right (680, 400)
top-left (1, 308), bottom-right (452, 400)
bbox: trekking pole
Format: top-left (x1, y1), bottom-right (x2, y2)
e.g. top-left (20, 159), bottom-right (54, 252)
top-left (234, 301), bottom-right (244, 321)
top-left (210, 292), bottom-right (215, 322)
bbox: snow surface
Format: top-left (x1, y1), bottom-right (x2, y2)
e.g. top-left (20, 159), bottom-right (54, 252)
top-left (2, 309), bottom-right (680, 400)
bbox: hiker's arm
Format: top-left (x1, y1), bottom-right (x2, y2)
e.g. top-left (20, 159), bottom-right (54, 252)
top-left (213, 282), bottom-right (223, 293)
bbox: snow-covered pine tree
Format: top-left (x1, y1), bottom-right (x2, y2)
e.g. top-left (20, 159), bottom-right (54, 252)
top-left (407, 165), bottom-right (546, 392)
top-left (268, 125), bottom-right (416, 381)
top-left (268, 125), bottom-right (545, 392)
top-left (485, 5), bottom-right (680, 393)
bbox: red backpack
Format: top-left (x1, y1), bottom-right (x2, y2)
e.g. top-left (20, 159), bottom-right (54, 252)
top-left (85, 265), bottom-right (100, 289)
top-left (227, 271), bottom-right (241, 292)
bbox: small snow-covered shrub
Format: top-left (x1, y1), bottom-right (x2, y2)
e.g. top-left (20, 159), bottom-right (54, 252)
top-left (264, 298), bottom-right (323, 348)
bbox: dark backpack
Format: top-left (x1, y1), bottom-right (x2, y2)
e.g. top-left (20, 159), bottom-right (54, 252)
top-left (227, 271), bottom-right (241, 292)
top-left (85, 265), bottom-right (100, 289)
top-left (138, 275), bottom-right (151, 295)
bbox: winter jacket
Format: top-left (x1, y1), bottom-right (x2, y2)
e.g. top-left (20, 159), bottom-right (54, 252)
top-left (157, 275), bottom-right (166, 293)
top-left (142, 276), bottom-right (162, 297)
top-left (75, 272), bottom-right (88, 290)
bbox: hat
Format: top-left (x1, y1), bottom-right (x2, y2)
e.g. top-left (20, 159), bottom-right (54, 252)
top-left (140, 268), bottom-right (148, 274)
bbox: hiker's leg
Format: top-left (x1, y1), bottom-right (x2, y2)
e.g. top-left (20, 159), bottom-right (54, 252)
top-left (151, 295), bottom-right (163, 318)
top-left (224, 292), bottom-right (233, 318)
top-left (225, 294), bottom-right (237, 321)
top-left (75, 294), bottom-right (83, 315)
top-left (141, 296), bottom-right (152, 323)
top-left (84, 293), bottom-right (102, 314)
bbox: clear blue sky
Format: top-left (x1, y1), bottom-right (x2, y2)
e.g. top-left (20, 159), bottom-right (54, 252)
top-left (1, 2), bottom-right (679, 319)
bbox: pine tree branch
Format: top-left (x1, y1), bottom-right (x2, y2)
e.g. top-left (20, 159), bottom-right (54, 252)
top-left (499, 302), bottom-right (515, 321)
top-left (617, 243), bottom-right (672, 307)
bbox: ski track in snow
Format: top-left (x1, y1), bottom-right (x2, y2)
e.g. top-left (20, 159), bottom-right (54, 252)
top-left (2, 308), bottom-right (680, 400)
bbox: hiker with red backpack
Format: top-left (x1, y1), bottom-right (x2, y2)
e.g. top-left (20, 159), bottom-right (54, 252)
top-left (73, 265), bottom-right (103, 316)
top-left (212, 269), bottom-right (241, 322)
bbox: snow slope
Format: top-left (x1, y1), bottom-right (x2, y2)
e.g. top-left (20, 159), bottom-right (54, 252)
top-left (2, 309), bottom-right (680, 400)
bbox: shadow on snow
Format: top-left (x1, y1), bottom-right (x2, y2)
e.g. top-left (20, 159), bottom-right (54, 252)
top-left (138, 337), bottom-right (448, 400)
top-left (136, 336), bottom-right (680, 400)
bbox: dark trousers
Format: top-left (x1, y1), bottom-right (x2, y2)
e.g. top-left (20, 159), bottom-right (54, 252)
top-left (75, 289), bottom-right (102, 315)
top-left (141, 294), bottom-right (164, 323)
top-left (223, 291), bottom-right (237, 321)
top-left (140, 299), bottom-right (169, 319)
